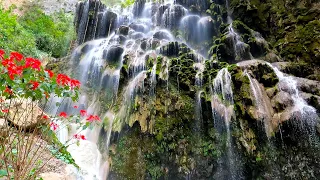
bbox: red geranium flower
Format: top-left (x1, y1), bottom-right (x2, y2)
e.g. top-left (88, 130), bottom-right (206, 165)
top-left (2, 109), bottom-right (9, 113)
top-left (45, 69), bottom-right (54, 78)
top-left (4, 87), bottom-right (12, 94)
top-left (73, 105), bottom-right (78, 109)
top-left (70, 79), bottom-right (81, 88)
top-left (42, 115), bottom-right (49, 120)
top-left (74, 134), bottom-right (86, 140)
top-left (86, 115), bottom-right (101, 122)
top-left (30, 81), bottom-right (40, 90)
top-left (80, 109), bottom-right (86, 117)
top-left (50, 122), bottom-right (58, 131)
top-left (59, 112), bottom-right (68, 118)
top-left (10, 52), bottom-right (23, 61)
top-left (0, 49), bottom-right (5, 59)
top-left (25, 57), bottom-right (41, 71)
top-left (86, 115), bottom-right (94, 122)
top-left (57, 74), bottom-right (71, 86)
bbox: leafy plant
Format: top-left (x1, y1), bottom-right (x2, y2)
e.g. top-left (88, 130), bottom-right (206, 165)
top-left (0, 50), bottom-right (101, 179)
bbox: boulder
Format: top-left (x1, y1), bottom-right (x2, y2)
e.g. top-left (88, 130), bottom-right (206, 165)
top-left (0, 118), bottom-right (8, 138)
top-left (271, 91), bottom-right (294, 112)
top-left (6, 99), bottom-right (49, 131)
top-left (130, 32), bottom-right (145, 40)
top-left (129, 23), bottom-right (146, 33)
top-left (293, 76), bottom-right (320, 96)
top-left (103, 45), bottom-right (124, 65)
top-left (118, 25), bottom-right (130, 36)
top-left (153, 30), bottom-right (173, 41)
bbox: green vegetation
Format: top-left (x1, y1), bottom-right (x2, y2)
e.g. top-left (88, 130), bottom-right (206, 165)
top-left (0, 4), bottom-right (75, 58)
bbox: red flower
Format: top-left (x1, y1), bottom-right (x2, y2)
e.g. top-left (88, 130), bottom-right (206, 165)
top-left (56, 74), bottom-right (71, 86)
top-left (4, 87), bottom-right (12, 94)
top-left (80, 109), bottom-right (86, 117)
top-left (0, 49), bottom-right (4, 55)
top-left (30, 81), bottom-right (40, 90)
top-left (94, 115), bottom-right (100, 121)
top-left (7, 65), bottom-right (23, 80)
top-left (59, 112), bottom-right (68, 118)
top-left (86, 115), bottom-right (95, 122)
top-left (50, 122), bottom-right (58, 131)
top-left (10, 52), bottom-right (23, 61)
top-left (2, 109), bottom-right (9, 113)
top-left (74, 134), bottom-right (86, 140)
top-left (73, 105), bottom-right (78, 109)
top-left (0, 49), bottom-right (5, 59)
top-left (25, 57), bottom-right (41, 71)
top-left (42, 115), bottom-right (49, 120)
top-left (45, 69), bottom-right (54, 78)
top-left (70, 79), bottom-right (81, 88)
top-left (86, 115), bottom-right (101, 122)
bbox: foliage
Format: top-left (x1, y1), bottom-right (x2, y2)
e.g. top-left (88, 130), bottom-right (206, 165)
top-left (0, 7), bottom-right (37, 57)
top-left (120, 0), bottom-right (135, 8)
top-left (19, 6), bottom-right (75, 58)
top-left (0, 5), bottom-right (74, 58)
top-left (0, 50), bottom-right (100, 179)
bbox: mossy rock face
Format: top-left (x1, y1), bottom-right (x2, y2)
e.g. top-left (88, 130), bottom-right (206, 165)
top-left (229, 0), bottom-right (320, 69)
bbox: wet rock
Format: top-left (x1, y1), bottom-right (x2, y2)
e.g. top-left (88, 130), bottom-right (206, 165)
top-left (96, 11), bottom-right (118, 38)
top-left (103, 45), bottom-right (124, 65)
top-left (140, 39), bottom-right (160, 50)
top-left (129, 23), bottom-right (146, 33)
top-left (263, 52), bottom-right (281, 63)
top-left (153, 30), bottom-right (173, 40)
top-left (133, 0), bottom-right (146, 17)
top-left (292, 76), bottom-right (320, 96)
top-left (130, 32), bottom-right (145, 39)
top-left (175, 0), bottom-right (210, 14)
top-left (118, 25), bottom-right (130, 36)
top-left (118, 35), bottom-right (127, 44)
top-left (161, 4), bottom-right (187, 29)
top-left (271, 91), bottom-right (294, 112)
top-left (300, 93), bottom-right (320, 112)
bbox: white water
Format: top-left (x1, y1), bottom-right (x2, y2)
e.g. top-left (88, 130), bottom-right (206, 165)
top-left (266, 63), bottom-right (319, 130)
top-left (212, 68), bottom-right (241, 179)
top-left (244, 70), bottom-right (273, 137)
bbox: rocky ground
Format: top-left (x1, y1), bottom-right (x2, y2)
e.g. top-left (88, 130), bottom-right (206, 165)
top-left (3, 0), bottom-right (78, 15)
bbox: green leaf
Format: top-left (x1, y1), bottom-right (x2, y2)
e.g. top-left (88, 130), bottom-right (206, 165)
top-left (0, 169), bottom-right (8, 177)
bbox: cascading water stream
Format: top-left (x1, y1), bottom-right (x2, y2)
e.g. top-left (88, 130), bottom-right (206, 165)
top-left (266, 63), bottom-right (319, 137)
top-left (212, 68), bottom-right (242, 180)
top-left (54, 0), bottom-right (246, 179)
top-left (244, 70), bottom-right (273, 137)
top-left (224, 0), bottom-right (252, 60)
top-left (194, 54), bottom-right (206, 130)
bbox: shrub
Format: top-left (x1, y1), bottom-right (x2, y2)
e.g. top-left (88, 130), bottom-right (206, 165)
top-left (0, 50), bottom-right (100, 179)
top-left (0, 5), bottom-right (75, 58)
top-left (0, 7), bottom-right (37, 56)
top-left (19, 6), bottom-right (75, 58)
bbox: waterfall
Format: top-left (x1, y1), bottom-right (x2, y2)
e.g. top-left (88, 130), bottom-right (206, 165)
top-left (212, 68), bottom-right (242, 180)
top-left (244, 70), bottom-right (273, 137)
top-left (223, 0), bottom-right (252, 61)
top-left (194, 54), bottom-right (205, 131)
top-left (266, 63), bottom-right (319, 137)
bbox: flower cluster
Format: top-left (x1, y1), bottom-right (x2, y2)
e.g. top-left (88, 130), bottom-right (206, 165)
top-left (73, 134), bottom-right (86, 140)
top-left (50, 122), bottom-right (59, 131)
top-left (0, 50), bottom-right (81, 101)
top-left (59, 110), bottom-right (101, 123)
top-left (57, 74), bottom-right (81, 89)
top-left (1, 52), bottom-right (42, 80)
